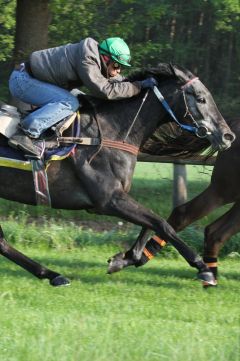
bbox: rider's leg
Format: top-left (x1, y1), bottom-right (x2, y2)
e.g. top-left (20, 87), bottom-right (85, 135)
top-left (9, 69), bottom-right (79, 138)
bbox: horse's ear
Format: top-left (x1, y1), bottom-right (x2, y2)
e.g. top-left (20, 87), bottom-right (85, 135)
top-left (170, 63), bottom-right (193, 84)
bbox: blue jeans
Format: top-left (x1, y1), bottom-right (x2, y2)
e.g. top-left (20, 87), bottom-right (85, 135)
top-left (9, 70), bottom-right (79, 138)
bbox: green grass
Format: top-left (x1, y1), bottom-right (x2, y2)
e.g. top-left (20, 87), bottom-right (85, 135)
top-left (0, 163), bottom-right (239, 360)
top-left (0, 246), bottom-right (239, 361)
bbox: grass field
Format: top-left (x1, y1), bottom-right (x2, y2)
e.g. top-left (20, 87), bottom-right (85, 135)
top-left (0, 246), bottom-right (239, 361)
top-left (0, 162), bottom-right (239, 361)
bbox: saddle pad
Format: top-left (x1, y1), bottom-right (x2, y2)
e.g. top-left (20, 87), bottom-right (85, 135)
top-left (0, 146), bottom-right (31, 171)
top-left (0, 112), bottom-right (81, 206)
top-left (0, 112), bottom-right (80, 170)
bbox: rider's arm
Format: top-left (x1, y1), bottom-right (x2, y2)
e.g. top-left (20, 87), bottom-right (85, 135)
top-left (78, 56), bottom-right (141, 100)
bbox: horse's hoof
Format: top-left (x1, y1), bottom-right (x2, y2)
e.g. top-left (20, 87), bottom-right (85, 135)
top-left (107, 252), bottom-right (125, 274)
top-left (50, 275), bottom-right (71, 287)
top-left (202, 280), bottom-right (218, 288)
top-left (197, 271), bottom-right (216, 286)
top-left (107, 252), bottom-right (124, 263)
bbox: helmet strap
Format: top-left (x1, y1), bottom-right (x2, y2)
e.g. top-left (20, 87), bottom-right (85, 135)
top-left (102, 55), bottom-right (111, 65)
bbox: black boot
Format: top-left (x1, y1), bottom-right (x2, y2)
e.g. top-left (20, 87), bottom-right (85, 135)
top-left (8, 132), bottom-right (41, 159)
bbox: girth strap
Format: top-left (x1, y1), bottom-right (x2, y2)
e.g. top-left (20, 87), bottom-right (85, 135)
top-left (102, 139), bottom-right (139, 156)
top-left (58, 137), bottom-right (139, 156)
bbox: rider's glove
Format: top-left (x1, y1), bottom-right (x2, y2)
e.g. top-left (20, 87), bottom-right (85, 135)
top-left (141, 77), bottom-right (158, 89)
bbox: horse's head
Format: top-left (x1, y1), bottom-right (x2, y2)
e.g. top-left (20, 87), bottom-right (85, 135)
top-left (168, 64), bottom-right (235, 150)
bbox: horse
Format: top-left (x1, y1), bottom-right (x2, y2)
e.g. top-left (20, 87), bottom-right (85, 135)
top-left (167, 116), bottom-right (240, 283)
top-left (0, 63), bottom-right (235, 287)
top-left (110, 117), bottom-right (240, 285)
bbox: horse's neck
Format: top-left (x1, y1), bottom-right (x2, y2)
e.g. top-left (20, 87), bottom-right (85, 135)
top-left (79, 89), bottom-right (177, 148)
top-left (79, 95), bottom-right (161, 145)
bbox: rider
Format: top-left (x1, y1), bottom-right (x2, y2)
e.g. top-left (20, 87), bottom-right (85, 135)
top-left (8, 37), bottom-right (157, 157)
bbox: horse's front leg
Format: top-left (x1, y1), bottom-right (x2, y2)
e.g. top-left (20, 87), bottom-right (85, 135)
top-left (104, 191), bottom-right (215, 285)
top-left (203, 201), bottom-right (240, 286)
top-left (0, 226), bottom-right (70, 286)
top-left (128, 185), bottom-right (224, 269)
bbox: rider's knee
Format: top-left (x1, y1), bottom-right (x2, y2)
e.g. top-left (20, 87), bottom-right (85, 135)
top-left (67, 95), bottom-right (79, 111)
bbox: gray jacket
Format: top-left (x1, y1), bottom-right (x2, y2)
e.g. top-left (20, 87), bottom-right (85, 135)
top-left (29, 37), bottom-right (141, 100)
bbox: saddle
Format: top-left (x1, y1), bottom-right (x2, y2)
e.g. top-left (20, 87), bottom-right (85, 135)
top-left (1, 93), bottom-right (101, 160)
top-left (0, 107), bottom-right (82, 206)
top-left (6, 112), bottom-right (80, 159)
top-left (0, 101), bottom-right (139, 161)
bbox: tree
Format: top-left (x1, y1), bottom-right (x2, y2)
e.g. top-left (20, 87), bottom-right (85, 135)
top-left (0, 0), bottom-right (15, 61)
top-left (14, 0), bottom-right (50, 63)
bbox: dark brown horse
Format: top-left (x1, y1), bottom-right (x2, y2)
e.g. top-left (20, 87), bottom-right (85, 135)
top-left (0, 64), bottom-right (235, 286)
top-left (167, 116), bottom-right (240, 283)
top-left (110, 117), bottom-right (239, 285)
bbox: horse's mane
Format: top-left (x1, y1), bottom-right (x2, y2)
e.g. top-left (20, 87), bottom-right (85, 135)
top-left (127, 63), bottom-right (195, 84)
top-left (140, 121), bottom-right (211, 159)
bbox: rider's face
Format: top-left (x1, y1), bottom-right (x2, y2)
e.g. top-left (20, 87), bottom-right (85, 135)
top-left (107, 61), bottom-right (121, 77)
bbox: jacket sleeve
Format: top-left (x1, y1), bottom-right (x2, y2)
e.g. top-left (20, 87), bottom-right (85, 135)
top-left (78, 56), bottom-right (141, 100)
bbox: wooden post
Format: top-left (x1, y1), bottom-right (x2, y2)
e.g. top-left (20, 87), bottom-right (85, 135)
top-left (173, 164), bottom-right (187, 207)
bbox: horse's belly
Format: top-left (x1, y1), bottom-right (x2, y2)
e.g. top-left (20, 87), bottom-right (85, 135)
top-left (0, 167), bottom-right (36, 205)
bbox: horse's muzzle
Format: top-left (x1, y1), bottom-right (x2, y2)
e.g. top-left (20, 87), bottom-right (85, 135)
top-left (221, 131), bottom-right (236, 149)
top-left (200, 122), bottom-right (236, 150)
top-left (223, 131), bottom-right (236, 144)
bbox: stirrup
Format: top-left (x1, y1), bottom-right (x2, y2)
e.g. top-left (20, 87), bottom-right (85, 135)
top-left (8, 133), bottom-right (41, 159)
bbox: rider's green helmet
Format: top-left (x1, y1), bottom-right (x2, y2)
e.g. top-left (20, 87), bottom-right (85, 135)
top-left (99, 37), bottom-right (131, 67)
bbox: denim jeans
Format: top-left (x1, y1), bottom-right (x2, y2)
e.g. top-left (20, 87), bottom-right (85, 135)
top-left (9, 69), bottom-right (79, 138)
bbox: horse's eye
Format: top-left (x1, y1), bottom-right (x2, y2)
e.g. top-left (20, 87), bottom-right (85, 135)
top-left (197, 97), bottom-right (206, 104)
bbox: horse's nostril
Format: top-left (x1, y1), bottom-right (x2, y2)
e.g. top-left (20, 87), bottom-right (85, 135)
top-left (223, 133), bottom-right (236, 143)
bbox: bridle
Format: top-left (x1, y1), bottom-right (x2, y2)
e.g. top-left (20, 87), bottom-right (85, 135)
top-left (153, 77), bottom-right (212, 139)
top-left (124, 76), bottom-right (212, 142)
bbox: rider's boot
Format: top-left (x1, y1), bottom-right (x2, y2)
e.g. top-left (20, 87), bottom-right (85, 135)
top-left (8, 129), bottom-right (41, 159)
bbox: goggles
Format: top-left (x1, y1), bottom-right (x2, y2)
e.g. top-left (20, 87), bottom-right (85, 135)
top-left (112, 62), bottom-right (121, 69)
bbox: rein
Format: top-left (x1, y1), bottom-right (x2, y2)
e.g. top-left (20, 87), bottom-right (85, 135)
top-left (153, 86), bottom-right (197, 134)
top-left (123, 90), bottom-right (150, 142)
top-left (153, 77), bottom-right (211, 139)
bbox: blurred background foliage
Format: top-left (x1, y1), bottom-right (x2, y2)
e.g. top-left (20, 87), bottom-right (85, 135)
top-left (0, 0), bottom-right (239, 114)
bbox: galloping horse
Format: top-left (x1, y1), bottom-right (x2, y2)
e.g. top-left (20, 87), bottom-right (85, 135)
top-left (111, 117), bottom-right (239, 285)
top-left (0, 64), bottom-right (235, 286)
top-left (167, 116), bottom-right (240, 282)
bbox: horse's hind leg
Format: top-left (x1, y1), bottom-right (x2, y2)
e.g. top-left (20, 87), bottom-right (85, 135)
top-left (203, 201), bottom-right (240, 285)
top-left (0, 226), bottom-right (70, 286)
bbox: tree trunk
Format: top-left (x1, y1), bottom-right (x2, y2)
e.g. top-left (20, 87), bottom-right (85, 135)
top-left (14, 0), bottom-right (50, 64)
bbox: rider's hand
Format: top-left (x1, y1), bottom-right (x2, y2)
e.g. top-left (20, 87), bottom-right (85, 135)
top-left (141, 77), bottom-right (158, 89)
